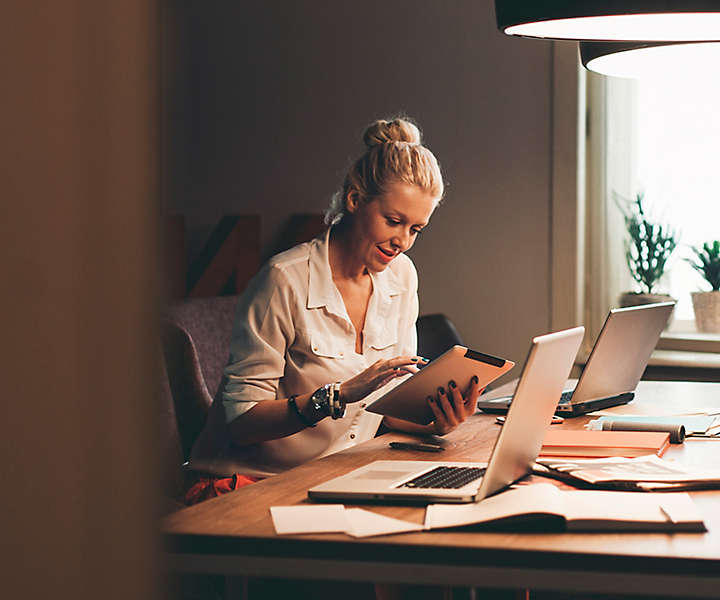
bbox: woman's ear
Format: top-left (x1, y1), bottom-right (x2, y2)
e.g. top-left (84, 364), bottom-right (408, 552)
top-left (345, 190), bottom-right (360, 214)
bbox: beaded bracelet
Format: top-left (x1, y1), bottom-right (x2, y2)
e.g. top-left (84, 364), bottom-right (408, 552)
top-left (330, 382), bottom-right (346, 420)
top-left (288, 394), bottom-right (316, 428)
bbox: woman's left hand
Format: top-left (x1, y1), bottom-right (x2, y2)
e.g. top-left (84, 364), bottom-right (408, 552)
top-left (427, 375), bottom-right (483, 436)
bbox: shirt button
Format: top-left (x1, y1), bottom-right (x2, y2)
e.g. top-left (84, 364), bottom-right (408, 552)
top-left (350, 433), bottom-right (356, 439)
top-left (339, 352), bottom-right (344, 357)
top-left (312, 346), bottom-right (318, 351)
top-left (360, 403), bottom-right (366, 409)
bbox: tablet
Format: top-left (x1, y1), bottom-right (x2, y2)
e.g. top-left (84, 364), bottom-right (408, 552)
top-left (365, 345), bottom-right (515, 425)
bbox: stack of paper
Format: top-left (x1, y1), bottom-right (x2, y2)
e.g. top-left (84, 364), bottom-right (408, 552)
top-left (535, 455), bottom-right (720, 491)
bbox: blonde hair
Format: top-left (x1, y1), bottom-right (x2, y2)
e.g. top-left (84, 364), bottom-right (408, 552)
top-left (325, 117), bottom-right (444, 225)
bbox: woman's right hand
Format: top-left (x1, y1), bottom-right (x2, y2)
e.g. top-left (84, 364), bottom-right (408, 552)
top-left (340, 356), bottom-right (427, 404)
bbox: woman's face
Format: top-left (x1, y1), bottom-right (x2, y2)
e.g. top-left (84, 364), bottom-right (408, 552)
top-left (346, 182), bottom-right (437, 273)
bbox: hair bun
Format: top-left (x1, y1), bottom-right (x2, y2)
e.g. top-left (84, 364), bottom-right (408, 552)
top-left (362, 117), bottom-right (422, 148)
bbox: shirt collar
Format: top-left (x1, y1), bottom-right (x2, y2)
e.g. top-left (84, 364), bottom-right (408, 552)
top-left (307, 227), bottom-right (407, 311)
top-left (307, 228), bottom-right (340, 311)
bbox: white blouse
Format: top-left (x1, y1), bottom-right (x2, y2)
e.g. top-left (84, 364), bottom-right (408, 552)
top-left (191, 228), bottom-right (419, 477)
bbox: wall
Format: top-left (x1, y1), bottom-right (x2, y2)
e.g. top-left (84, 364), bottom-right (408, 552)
top-left (166, 0), bottom-right (554, 369)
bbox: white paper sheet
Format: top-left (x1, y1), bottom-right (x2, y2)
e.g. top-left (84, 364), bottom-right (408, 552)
top-left (270, 505), bottom-right (423, 537)
top-left (270, 505), bottom-right (349, 534)
top-left (344, 508), bottom-right (424, 538)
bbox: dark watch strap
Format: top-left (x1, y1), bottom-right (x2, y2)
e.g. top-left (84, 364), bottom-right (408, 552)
top-left (288, 394), bottom-right (316, 428)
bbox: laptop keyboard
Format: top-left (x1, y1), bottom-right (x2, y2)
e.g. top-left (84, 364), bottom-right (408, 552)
top-left (557, 390), bottom-right (574, 405)
top-left (400, 466), bottom-right (486, 489)
top-left (480, 389), bottom-right (574, 410)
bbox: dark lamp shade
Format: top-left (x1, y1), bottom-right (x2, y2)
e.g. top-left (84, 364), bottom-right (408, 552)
top-left (496, 1), bottom-right (720, 42)
top-left (579, 42), bottom-right (720, 80)
top-left (580, 40), bottom-right (720, 77)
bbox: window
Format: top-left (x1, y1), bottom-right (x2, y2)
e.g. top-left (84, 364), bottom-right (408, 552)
top-left (632, 77), bottom-right (720, 328)
top-left (585, 68), bottom-right (720, 350)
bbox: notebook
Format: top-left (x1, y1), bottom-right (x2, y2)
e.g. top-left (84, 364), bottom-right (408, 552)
top-left (539, 429), bottom-right (671, 458)
top-left (307, 326), bottom-right (584, 504)
top-left (477, 302), bottom-right (675, 417)
top-left (424, 484), bottom-right (706, 533)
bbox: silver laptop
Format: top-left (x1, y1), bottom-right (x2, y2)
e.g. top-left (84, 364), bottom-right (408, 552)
top-left (308, 326), bottom-right (584, 504)
top-left (477, 302), bottom-right (675, 417)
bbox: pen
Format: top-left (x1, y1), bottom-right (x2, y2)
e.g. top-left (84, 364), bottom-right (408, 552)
top-left (495, 415), bottom-right (564, 425)
top-left (389, 441), bottom-right (445, 453)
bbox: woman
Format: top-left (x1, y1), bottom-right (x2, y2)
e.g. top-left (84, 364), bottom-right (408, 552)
top-left (191, 117), bottom-right (481, 478)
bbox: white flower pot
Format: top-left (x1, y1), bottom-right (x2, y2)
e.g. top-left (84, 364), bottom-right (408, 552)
top-left (691, 291), bottom-right (720, 333)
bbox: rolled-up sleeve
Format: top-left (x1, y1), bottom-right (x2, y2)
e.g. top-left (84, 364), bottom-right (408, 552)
top-left (222, 265), bottom-right (294, 423)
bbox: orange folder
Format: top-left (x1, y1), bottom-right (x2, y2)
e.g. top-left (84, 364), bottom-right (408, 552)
top-left (539, 429), bottom-right (670, 458)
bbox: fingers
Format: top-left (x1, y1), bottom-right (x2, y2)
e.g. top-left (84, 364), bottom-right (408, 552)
top-left (429, 376), bottom-right (483, 435)
top-left (372, 355), bottom-right (424, 384)
top-left (385, 355), bottom-right (429, 370)
top-left (368, 356), bottom-right (423, 380)
top-left (390, 355), bottom-right (427, 377)
top-left (427, 393), bottom-right (450, 435)
top-left (348, 357), bottom-right (422, 402)
top-left (447, 380), bottom-right (467, 421)
top-left (461, 375), bottom-right (482, 417)
top-left (436, 385), bottom-right (460, 428)
top-left (393, 364), bottom-right (420, 376)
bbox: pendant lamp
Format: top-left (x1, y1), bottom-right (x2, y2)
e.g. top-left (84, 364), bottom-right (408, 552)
top-left (580, 40), bottom-right (720, 78)
top-left (496, 1), bottom-right (720, 42)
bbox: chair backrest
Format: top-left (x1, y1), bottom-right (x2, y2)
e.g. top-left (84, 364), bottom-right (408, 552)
top-left (162, 295), bottom-right (238, 460)
top-left (416, 313), bottom-right (464, 361)
top-left (155, 341), bottom-right (186, 508)
top-left (165, 295), bottom-right (239, 398)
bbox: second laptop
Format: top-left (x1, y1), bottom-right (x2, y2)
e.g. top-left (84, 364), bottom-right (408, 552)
top-left (477, 302), bottom-right (675, 417)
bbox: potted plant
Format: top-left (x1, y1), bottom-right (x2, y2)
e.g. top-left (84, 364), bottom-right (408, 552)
top-left (616, 192), bottom-right (678, 308)
top-left (686, 240), bottom-right (720, 333)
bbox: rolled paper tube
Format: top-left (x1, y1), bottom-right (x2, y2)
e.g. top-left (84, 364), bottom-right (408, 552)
top-left (600, 420), bottom-right (686, 443)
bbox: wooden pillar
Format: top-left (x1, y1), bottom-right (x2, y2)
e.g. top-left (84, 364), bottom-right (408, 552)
top-left (1, 2), bottom-right (160, 600)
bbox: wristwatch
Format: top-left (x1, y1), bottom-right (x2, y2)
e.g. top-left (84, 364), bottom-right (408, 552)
top-left (309, 383), bottom-right (346, 421)
top-left (309, 384), bottom-right (332, 420)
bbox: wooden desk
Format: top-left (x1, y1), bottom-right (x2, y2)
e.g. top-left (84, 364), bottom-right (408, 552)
top-left (164, 381), bottom-right (720, 598)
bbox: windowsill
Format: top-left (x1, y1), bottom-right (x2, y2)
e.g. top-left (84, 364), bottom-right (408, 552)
top-left (648, 348), bottom-right (720, 369)
top-left (576, 347), bottom-right (720, 370)
top-left (658, 330), bottom-right (720, 354)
